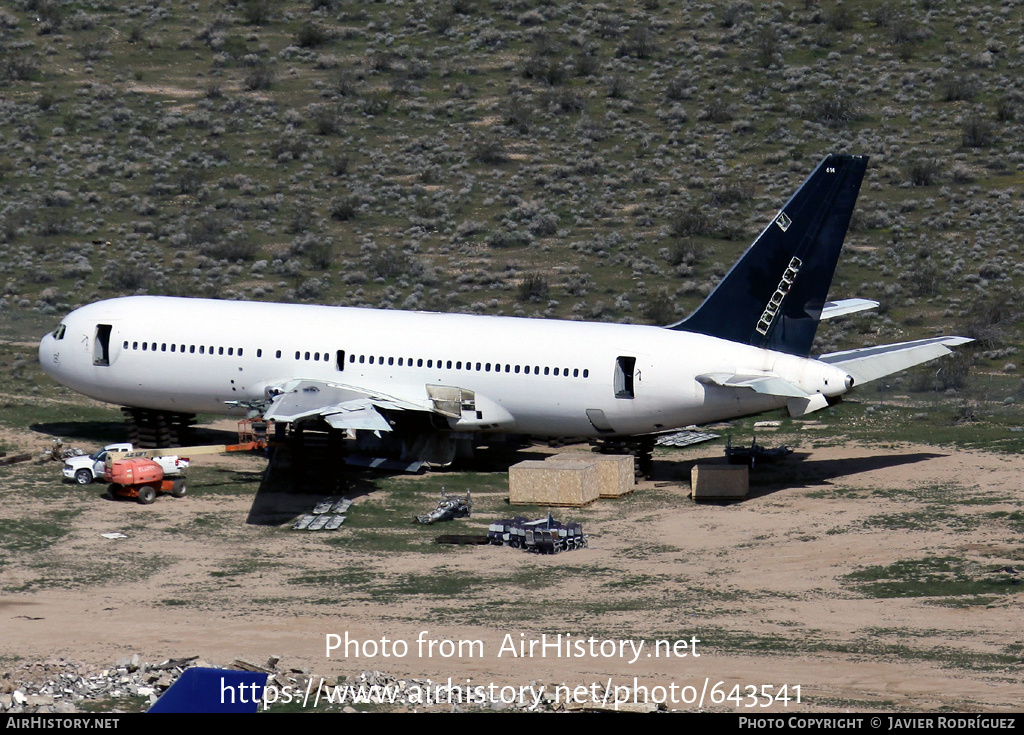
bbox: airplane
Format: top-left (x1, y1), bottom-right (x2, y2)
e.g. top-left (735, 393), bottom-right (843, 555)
top-left (38, 154), bottom-right (970, 471)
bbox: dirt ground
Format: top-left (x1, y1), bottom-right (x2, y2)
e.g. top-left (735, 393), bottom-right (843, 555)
top-left (1, 423), bottom-right (1022, 712)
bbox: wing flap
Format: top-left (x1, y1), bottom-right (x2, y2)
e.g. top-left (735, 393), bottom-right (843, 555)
top-left (819, 336), bottom-right (972, 385)
top-left (262, 379), bottom-right (433, 430)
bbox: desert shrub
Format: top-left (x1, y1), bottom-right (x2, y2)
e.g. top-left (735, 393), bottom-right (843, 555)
top-left (368, 246), bottom-right (421, 279)
top-left (904, 158), bottom-right (942, 186)
top-left (200, 237), bottom-right (258, 261)
top-left (329, 195), bottom-right (358, 221)
top-left (617, 24), bottom-right (657, 58)
top-left (753, 26), bottom-right (781, 68)
top-left (701, 96), bottom-right (734, 123)
top-left (940, 75), bottom-right (978, 102)
top-left (717, 2), bottom-right (749, 28)
top-left (474, 137), bottom-right (509, 164)
top-left (486, 230), bottom-right (531, 248)
top-left (995, 95), bottom-right (1017, 122)
top-left (669, 210), bottom-right (712, 238)
top-left (177, 167), bottom-right (204, 194)
top-left (505, 96), bottom-right (532, 134)
top-left (665, 239), bottom-right (704, 266)
top-left (825, 4), bottom-right (854, 31)
top-left (961, 115), bottom-right (994, 147)
top-left (185, 213), bottom-right (229, 248)
top-left (312, 105), bottom-right (344, 135)
top-left (573, 51), bottom-right (599, 77)
top-left (543, 88), bottom-right (584, 114)
top-left (606, 74), bottom-right (630, 99)
top-left (1, 54), bottom-right (40, 83)
top-left (965, 298), bottom-right (1017, 349)
top-left (243, 61), bottom-right (275, 90)
top-left (520, 55), bottom-right (565, 85)
top-left (642, 293), bottom-right (678, 325)
top-left (291, 235), bottom-right (335, 270)
top-left (806, 90), bottom-right (859, 128)
top-left (241, 0), bottom-right (273, 25)
top-left (518, 273), bottom-right (549, 302)
top-left (360, 92), bottom-right (391, 116)
top-left (296, 21), bottom-right (331, 47)
top-left (710, 183), bottom-right (754, 206)
top-left (105, 261), bottom-right (153, 291)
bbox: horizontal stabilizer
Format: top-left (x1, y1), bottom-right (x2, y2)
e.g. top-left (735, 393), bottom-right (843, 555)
top-left (819, 336), bottom-right (972, 385)
top-left (787, 393), bottom-right (830, 417)
top-left (697, 373), bottom-right (809, 398)
top-left (820, 298), bottom-right (878, 320)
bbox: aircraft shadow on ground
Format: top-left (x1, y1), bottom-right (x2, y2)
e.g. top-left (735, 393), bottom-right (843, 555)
top-left (31, 421), bottom-right (126, 446)
top-left (650, 451), bottom-right (947, 503)
top-left (244, 443), bottom-right (562, 526)
top-left (31, 422), bottom-right (242, 448)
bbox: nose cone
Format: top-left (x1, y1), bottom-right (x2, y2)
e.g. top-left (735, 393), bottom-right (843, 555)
top-left (39, 331), bottom-right (57, 379)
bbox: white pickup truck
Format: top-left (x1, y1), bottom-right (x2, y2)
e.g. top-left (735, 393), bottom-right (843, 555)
top-left (63, 444), bottom-right (189, 485)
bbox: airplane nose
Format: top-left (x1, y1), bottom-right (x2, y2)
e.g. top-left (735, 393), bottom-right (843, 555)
top-left (39, 332), bottom-right (59, 379)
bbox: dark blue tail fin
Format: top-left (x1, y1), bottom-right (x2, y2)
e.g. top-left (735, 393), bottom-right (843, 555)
top-left (669, 154), bottom-right (868, 357)
top-left (148, 668), bottom-right (268, 713)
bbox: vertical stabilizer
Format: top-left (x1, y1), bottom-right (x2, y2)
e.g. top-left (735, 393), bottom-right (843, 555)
top-left (669, 154), bottom-right (868, 357)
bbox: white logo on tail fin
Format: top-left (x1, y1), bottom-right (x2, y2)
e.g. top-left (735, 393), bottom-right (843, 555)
top-left (755, 256), bottom-right (802, 336)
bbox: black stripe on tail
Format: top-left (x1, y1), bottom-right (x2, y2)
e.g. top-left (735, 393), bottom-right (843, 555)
top-left (668, 154), bottom-right (868, 357)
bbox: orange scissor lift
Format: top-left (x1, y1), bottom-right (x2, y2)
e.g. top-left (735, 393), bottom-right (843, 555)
top-left (103, 419), bottom-right (270, 504)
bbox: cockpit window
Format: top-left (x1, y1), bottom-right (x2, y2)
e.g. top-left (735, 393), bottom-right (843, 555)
top-left (52, 324), bottom-right (66, 340)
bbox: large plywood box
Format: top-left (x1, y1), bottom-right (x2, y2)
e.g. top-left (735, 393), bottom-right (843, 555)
top-left (548, 453), bottom-right (635, 498)
top-left (509, 460), bottom-right (600, 507)
top-left (690, 464), bottom-right (748, 500)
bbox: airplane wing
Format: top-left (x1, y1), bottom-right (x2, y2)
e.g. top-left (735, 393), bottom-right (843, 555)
top-left (261, 379), bottom-right (434, 432)
top-left (820, 298), bottom-right (878, 320)
top-left (818, 336), bottom-right (972, 385)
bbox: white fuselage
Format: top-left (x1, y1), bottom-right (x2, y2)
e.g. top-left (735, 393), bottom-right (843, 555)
top-left (38, 296), bottom-right (851, 438)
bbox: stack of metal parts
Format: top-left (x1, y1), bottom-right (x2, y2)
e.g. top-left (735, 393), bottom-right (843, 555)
top-left (488, 514), bottom-right (587, 554)
top-left (292, 496), bottom-right (352, 530)
top-left (654, 429), bottom-right (719, 447)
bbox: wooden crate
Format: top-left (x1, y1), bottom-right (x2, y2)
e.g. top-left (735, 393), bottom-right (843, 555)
top-left (690, 463), bottom-right (748, 500)
top-left (548, 453), bottom-right (634, 498)
top-left (509, 460), bottom-right (600, 507)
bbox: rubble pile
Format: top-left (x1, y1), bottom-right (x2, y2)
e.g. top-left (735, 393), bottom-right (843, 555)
top-left (1, 659), bottom-right (659, 713)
